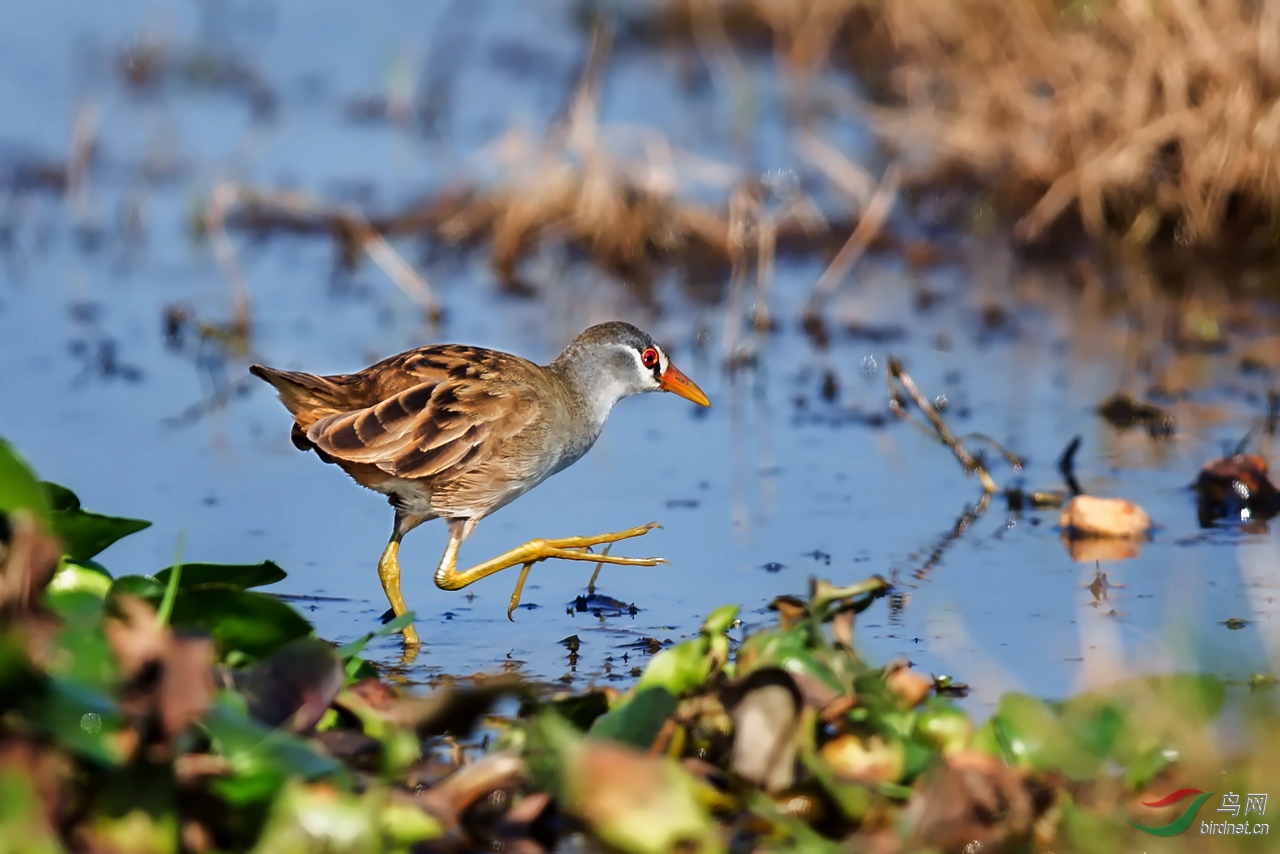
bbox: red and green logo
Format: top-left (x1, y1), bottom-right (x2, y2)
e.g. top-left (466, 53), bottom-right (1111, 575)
top-left (1129, 788), bottom-right (1215, 836)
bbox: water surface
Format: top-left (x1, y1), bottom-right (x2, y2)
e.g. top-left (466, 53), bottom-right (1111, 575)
top-left (2, 0), bottom-right (1277, 710)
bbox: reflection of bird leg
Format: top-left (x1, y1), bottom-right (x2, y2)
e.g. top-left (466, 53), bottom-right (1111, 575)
top-left (587, 543), bottom-right (613, 596)
top-left (429, 522), bottom-right (664, 621)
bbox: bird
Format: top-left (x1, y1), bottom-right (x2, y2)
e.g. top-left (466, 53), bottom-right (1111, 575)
top-left (249, 321), bottom-right (710, 646)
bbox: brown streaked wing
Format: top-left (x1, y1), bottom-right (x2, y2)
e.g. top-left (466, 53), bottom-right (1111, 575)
top-left (305, 373), bottom-right (544, 482)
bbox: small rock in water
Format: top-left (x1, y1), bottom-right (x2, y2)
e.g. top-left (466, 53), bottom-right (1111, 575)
top-left (1058, 495), bottom-right (1152, 539)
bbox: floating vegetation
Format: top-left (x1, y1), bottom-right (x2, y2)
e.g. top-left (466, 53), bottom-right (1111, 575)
top-left (2, 435), bottom-right (1278, 852)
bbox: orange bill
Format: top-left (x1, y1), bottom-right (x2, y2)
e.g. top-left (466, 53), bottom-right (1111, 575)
top-left (659, 363), bottom-right (711, 406)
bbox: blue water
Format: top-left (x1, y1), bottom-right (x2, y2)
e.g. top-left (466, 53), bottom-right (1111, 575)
top-left (2, 0), bottom-right (1277, 710)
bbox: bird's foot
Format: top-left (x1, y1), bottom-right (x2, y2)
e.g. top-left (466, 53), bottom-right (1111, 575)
top-left (504, 523), bottom-right (666, 619)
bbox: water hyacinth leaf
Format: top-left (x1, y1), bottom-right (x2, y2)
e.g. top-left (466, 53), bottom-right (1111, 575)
top-left (737, 629), bottom-right (845, 698)
top-left (151, 585), bottom-right (313, 660)
top-left (631, 605), bottom-right (740, 698)
top-left (543, 689), bottom-right (610, 731)
top-left (744, 790), bottom-right (844, 853)
top-left (332, 686), bottom-right (422, 775)
top-left (819, 734), bottom-right (906, 784)
top-left (915, 698), bottom-right (973, 754)
top-left (0, 438), bottom-right (51, 526)
top-left (48, 617), bottom-right (118, 689)
top-left (23, 678), bottom-right (124, 767)
top-left (633, 641), bottom-right (711, 697)
top-left (46, 558), bottom-right (113, 599)
top-left (991, 693), bottom-right (1102, 780)
top-left (1122, 745), bottom-right (1178, 791)
top-left (250, 780), bottom-right (380, 854)
top-left (109, 574), bottom-right (165, 600)
top-left (526, 712), bottom-right (723, 854)
top-left (43, 589), bottom-right (108, 623)
top-left (1062, 673), bottom-right (1224, 765)
top-left (335, 612), bottom-right (416, 663)
top-left (204, 694), bottom-right (341, 805)
top-left (592, 629), bottom-right (720, 749)
top-left (380, 797), bottom-right (446, 846)
top-left (797, 750), bottom-right (875, 823)
top-left (83, 764), bottom-right (179, 854)
top-left (588, 686), bottom-right (677, 749)
top-left (1056, 696), bottom-right (1125, 761)
top-left (41, 482), bottom-right (151, 561)
top-left (153, 561), bottom-right (287, 591)
top-left (1059, 797), bottom-right (1128, 853)
top-left (0, 633), bottom-right (41, 710)
top-left (0, 768), bottom-right (64, 854)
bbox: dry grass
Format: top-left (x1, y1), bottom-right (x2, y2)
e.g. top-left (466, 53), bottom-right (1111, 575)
top-left (650, 0), bottom-right (1280, 252)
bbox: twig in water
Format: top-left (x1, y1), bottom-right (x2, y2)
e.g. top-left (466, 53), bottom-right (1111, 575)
top-left (803, 163), bottom-right (900, 321)
top-left (887, 358), bottom-right (998, 494)
top-left (957, 433), bottom-right (1026, 471)
top-left (1058, 435), bottom-right (1083, 496)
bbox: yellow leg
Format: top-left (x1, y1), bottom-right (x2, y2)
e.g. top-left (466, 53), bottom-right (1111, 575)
top-left (435, 522), bottom-right (664, 618)
top-left (506, 561), bottom-right (536, 621)
top-left (377, 535), bottom-right (421, 646)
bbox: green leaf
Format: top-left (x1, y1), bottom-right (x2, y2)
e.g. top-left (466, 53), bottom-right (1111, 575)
top-left (991, 693), bottom-right (1103, 780)
top-left (203, 693), bottom-right (341, 805)
top-left (589, 686), bottom-right (677, 749)
top-left (153, 561), bottom-right (287, 591)
top-left (702, 604), bottom-right (740, 636)
top-left (0, 768), bottom-right (64, 854)
top-left (22, 678), bottom-right (124, 767)
top-left (335, 612), bottom-right (416, 664)
top-left (634, 641), bottom-right (711, 697)
top-left (525, 712), bottom-right (722, 854)
top-left (41, 482), bottom-right (151, 561)
top-left (43, 590), bottom-right (108, 623)
top-left (914, 698), bottom-right (972, 754)
top-left (152, 585), bottom-right (313, 660)
top-left (544, 690), bottom-right (610, 731)
top-left (109, 575), bottom-right (164, 600)
top-left (1122, 745), bottom-right (1178, 791)
top-left (0, 438), bottom-right (50, 525)
top-left (48, 617), bottom-right (118, 690)
top-left (47, 558), bottom-right (114, 599)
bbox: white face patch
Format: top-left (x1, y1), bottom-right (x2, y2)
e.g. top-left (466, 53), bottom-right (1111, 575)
top-left (625, 343), bottom-right (665, 390)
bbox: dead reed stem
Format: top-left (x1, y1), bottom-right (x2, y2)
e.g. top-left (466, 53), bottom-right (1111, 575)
top-left (656, 0), bottom-right (1280, 250)
top-left (887, 357), bottom-right (999, 494)
top-left (205, 184), bottom-right (254, 341)
top-left (805, 163), bottom-right (900, 319)
top-left (205, 184), bottom-right (441, 323)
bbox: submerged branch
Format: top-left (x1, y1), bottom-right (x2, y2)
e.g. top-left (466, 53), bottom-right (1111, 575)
top-left (887, 357), bottom-right (999, 494)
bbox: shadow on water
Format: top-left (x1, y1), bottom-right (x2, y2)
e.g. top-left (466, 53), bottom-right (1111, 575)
top-left (3, 0), bottom-right (1279, 709)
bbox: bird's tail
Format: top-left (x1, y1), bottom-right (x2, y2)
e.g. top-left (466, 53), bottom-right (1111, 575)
top-left (249, 365), bottom-right (351, 422)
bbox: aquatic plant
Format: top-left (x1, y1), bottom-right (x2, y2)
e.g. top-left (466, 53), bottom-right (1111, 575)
top-left (1, 435), bottom-right (1276, 852)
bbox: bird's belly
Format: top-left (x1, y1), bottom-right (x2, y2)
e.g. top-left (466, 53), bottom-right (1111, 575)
top-left (375, 434), bottom-right (596, 522)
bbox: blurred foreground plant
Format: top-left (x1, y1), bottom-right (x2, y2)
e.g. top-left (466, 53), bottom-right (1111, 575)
top-left (1, 434), bottom-right (1277, 853)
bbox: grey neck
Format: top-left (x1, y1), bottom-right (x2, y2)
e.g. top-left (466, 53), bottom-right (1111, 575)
top-left (546, 353), bottom-right (634, 441)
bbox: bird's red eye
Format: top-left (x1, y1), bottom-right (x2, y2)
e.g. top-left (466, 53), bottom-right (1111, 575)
top-left (641, 348), bottom-right (659, 369)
